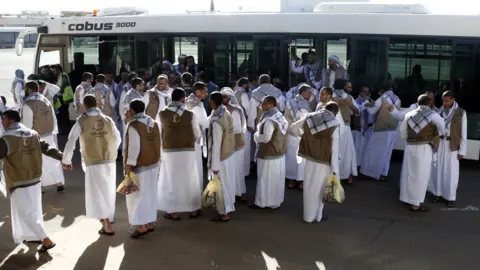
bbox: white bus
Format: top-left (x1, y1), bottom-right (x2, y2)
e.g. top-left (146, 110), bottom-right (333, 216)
top-left (0, 27), bottom-right (37, 48)
top-left (15, 3), bottom-right (480, 160)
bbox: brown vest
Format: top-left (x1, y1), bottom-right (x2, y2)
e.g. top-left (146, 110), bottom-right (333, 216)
top-left (215, 112), bottom-right (235, 161)
top-left (374, 99), bottom-right (400, 132)
top-left (124, 120), bottom-right (161, 170)
top-left (338, 95), bottom-right (354, 125)
top-left (2, 130), bottom-right (42, 191)
top-left (146, 90), bottom-right (160, 120)
top-left (256, 121), bottom-right (287, 159)
top-left (78, 113), bottom-right (117, 165)
top-left (407, 122), bottom-right (440, 151)
top-left (448, 108), bottom-right (465, 152)
top-left (298, 124), bottom-right (337, 165)
top-left (160, 109), bottom-right (195, 151)
top-left (23, 96), bottom-right (55, 136)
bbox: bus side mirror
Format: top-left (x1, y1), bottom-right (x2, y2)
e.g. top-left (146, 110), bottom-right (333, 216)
top-left (15, 37), bottom-right (24, 56)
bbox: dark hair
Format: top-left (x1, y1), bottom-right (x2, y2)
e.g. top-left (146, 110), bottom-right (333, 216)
top-left (325, 101), bottom-right (339, 115)
top-left (181, 72), bottom-right (193, 85)
top-left (131, 77), bottom-right (144, 89)
top-left (37, 80), bottom-right (46, 88)
top-left (3, 109), bottom-right (21, 122)
top-left (82, 72), bottom-right (93, 81)
top-left (129, 99), bottom-right (145, 114)
top-left (425, 90), bottom-right (436, 95)
top-left (96, 74), bottom-right (106, 83)
top-left (209, 91), bottom-right (223, 107)
top-left (25, 80), bottom-right (39, 92)
top-left (320, 87), bottom-right (333, 96)
top-left (333, 78), bottom-right (347, 90)
top-left (83, 94), bottom-right (97, 109)
top-left (417, 94), bottom-right (432, 106)
top-left (379, 81), bottom-right (392, 91)
top-left (1, 96), bottom-right (6, 106)
top-left (197, 70), bottom-right (209, 82)
top-left (237, 77), bottom-right (249, 87)
top-left (442, 90), bottom-right (455, 98)
top-left (27, 74), bottom-right (39, 80)
top-left (263, 95), bottom-right (277, 107)
top-left (171, 88), bottom-right (186, 102)
top-left (259, 74), bottom-right (271, 84)
top-left (193, 81), bottom-right (206, 91)
top-left (186, 55), bottom-right (195, 61)
top-left (295, 75), bottom-right (307, 85)
top-left (119, 67), bottom-right (128, 74)
top-left (298, 84), bottom-right (312, 95)
top-left (55, 65), bottom-right (63, 72)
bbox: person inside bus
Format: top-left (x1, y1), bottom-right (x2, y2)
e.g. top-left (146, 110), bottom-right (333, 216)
top-left (321, 55), bottom-right (349, 90)
top-left (406, 64), bottom-right (428, 104)
top-left (174, 54), bottom-right (187, 75)
top-left (304, 51), bottom-right (322, 90)
top-left (186, 55), bottom-right (198, 80)
top-left (181, 72), bottom-right (194, 96)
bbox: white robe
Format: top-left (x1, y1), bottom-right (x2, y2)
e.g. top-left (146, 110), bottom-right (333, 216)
top-left (237, 91), bottom-right (252, 176)
top-left (290, 116), bottom-right (340, 222)
top-left (285, 107), bottom-right (309, 181)
top-left (22, 100), bottom-right (65, 187)
top-left (62, 110), bottom-right (122, 221)
top-left (157, 111), bottom-right (202, 213)
top-left (428, 108), bottom-right (467, 201)
top-left (352, 100), bottom-right (375, 165)
top-left (144, 87), bottom-right (173, 156)
top-left (336, 113), bottom-right (358, 180)
top-left (11, 183), bottom-right (48, 244)
top-left (231, 110), bottom-right (246, 196)
top-left (211, 121), bottom-right (236, 214)
top-left (254, 119), bottom-right (286, 208)
top-left (190, 103), bottom-right (209, 191)
top-left (360, 96), bottom-right (399, 180)
top-left (125, 121), bottom-right (161, 225)
top-left (399, 110), bottom-right (445, 206)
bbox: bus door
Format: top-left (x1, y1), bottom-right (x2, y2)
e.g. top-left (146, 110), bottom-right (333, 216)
top-left (287, 38), bottom-right (314, 88)
top-left (199, 36), bottom-right (230, 86)
top-left (253, 35), bottom-right (287, 89)
top-left (349, 36), bottom-right (389, 94)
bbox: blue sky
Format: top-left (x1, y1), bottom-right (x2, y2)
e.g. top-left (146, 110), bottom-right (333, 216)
top-left (3, 0), bottom-right (479, 15)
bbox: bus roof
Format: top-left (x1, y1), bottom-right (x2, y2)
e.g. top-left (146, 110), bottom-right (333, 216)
top-left (0, 26), bottom-right (28, 32)
top-left (40, 12), bottom-right (480, 38)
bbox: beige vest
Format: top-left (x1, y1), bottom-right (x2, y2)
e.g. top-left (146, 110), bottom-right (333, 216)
top-left (146, 90), bottom-right (160, 120)
top-left (256, 121), bottom-right (287, 159)
top-left (215, 112), bottom-right (235, 161)
top-left (407, 122), bottom-right (440, 151)
top-left (235, 90), bottom-right (248, 119)
top-left (78, 113), bottom-right (117, 165)
top-left (125, 120), bottom-right (161, 170)
top-left (298, 124), bottom-right (337, 165)
top-left (228, 107), bottom-right (245, 151)
top-left (2, 130), bottom-right (42, 191)
top-left (101, 91), bottom-right (113, 117)
top-left (448, 108), bottom-right (465, 152)
top-left (337, 95), bottom-right (354, 125)
top-left (374, 99), bottom-right (400, 132)
top-left (160, 110), bottom-right (195, 151)
top-left (23, 96), bottom-right (54, 136)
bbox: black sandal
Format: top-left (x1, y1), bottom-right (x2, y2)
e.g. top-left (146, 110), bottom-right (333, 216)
top-left (209, 215), bottom-right (230, 222)
top-left (98, 228), bottom-right (115, 236)
top-left (23, 240), bottom-right (42, 245)
top-left (38, 243), bottom-right (56, 253)
top-left (130, 230), bottom-right (148, 239)
top-left (147, 227), bottom-right (155, 233)
top-left (410, 206), bottom-right (429, 212)
top-left (190, 210), bottom-right (201, 219)
top-left (164, 213), bottom-right (181, 220)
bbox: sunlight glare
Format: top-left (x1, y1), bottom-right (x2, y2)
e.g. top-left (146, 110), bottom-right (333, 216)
top-left (261, 251), bottom-right (280, 270)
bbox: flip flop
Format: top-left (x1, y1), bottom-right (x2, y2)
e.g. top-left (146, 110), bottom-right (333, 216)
top-left (23, 240), bottom-right (42, 245)
top-left (164, 213), bottom-right (181, 220)
top-left (98, 228), bottom-right (115, 236)
top-left (190, 210), bottom-right (201, 219)
top-left (147, 227), bottom-right (155, 233)
top-left (38, 243), bottom-right (56, 253)
top-left (130, 230), bottom-right (148, 239)
top-left (209, 215), bottom-right (230, 222)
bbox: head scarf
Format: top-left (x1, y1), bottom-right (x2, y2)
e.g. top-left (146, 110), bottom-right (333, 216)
top-left (328, 55), bottom-right (342, 68)
top-left (221, 87), bottom-right (246, 131)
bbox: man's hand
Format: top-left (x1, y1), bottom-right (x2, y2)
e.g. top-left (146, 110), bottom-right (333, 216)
top-left (213, 170), bottom-right (219, 175)
top-left (125, 165), bottom-right (134, 175)
top-left (61, 163), bottom-right (72, 170)
top-left (457, 154), bottom-right (464, 160)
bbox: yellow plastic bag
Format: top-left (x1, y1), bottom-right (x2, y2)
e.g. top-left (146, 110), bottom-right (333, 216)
top-left (323, 174), bottom-right (345, 203)
top-left (116, 171), bottom-right (139, 195)
top-left (201, 174), bottom-right (226, 214)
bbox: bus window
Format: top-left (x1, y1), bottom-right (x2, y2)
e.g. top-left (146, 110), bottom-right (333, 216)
top-left (39, 49), bottom-right (61, 68)
top-left (326, 39), bottom-right (348, 68)
top-left (174, 36), bottom-right (198, 68)
top-left (236, 38), bottom-right (253, 78)
top-left (69, 37), bottom-right (100, 66)
top-left (0, 31), bottom-right (15, 49)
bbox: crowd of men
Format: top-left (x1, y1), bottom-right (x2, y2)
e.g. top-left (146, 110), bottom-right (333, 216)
top-left (2, 54), bottom-right (466, 252)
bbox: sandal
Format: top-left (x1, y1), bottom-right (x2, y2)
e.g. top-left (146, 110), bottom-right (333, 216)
top-left (209, 215), bottom-right (230, 222)
top-left (23, 240), bottom-right (42, 245)
top-left (130, 229), bottom-right (148, 239)
top-left (248, 204), bottom-right (264, 210)
top-left (190, 210), bottom-right (201, 219)
top-left (38, 243), bottom-right (56, 253)
top-left (410, 206), bottom-right (429, 212)
top-left (98, 228), bottom-right (115, 236)
top-left (298, 183), bottom-right (304, 190)
top-left (447, 201), bottom-right (456, 208)
top-left (164, 213), bottom-right (181, 220)
top-left (431, 196), bottom-right (442, 203)
top-left (287, 181), bottom-right (296, 189)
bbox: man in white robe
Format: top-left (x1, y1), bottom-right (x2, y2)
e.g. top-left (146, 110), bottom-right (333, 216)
top-left (62, 95), bottom-right (121, 235)
top-left (21, 81), bottom-right (65, 192)
top-left (399, 94), bottom-right (445, 212)
top-left (291, 102), bottom-right (340, 223)
top-left (74, 72), bottom-right (94, 116)
top-left (0, 108), bottom-right (65, 252)
top-left (207, 92), bottom-right (237, 221)
top-left (221, 87), bottom-right (248, 202)
top-left (234, 78), bottom-right (252, 176)
top-left (284, 84), bottom-right (313, 190)
top-left (124, 99), bottom-right (161, 237)
top-left (428, 91), bottom-right (467, 208)
top-left (104, 71), bottom-right (121, 136)
top-left (286, 78), bottom-right (319, 112)
top-left (251, 96), bottom-right (288, 209)
top-left (351, 86), bottom-right (374, 166)
top-left (331, 79), bottom-right (358, 183)
top-left (186, 82), bottom-right (209, 191)
top-left (121, 77), bottom-right (148, 152)
top-left (158, 89), bottom-right (201, 220)
top-left (90, 74), bottom-right (117, 119)
top-left (360, 83), bottom-right (401, 181)
top-left (38, 79), bottom-right (60, 107)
